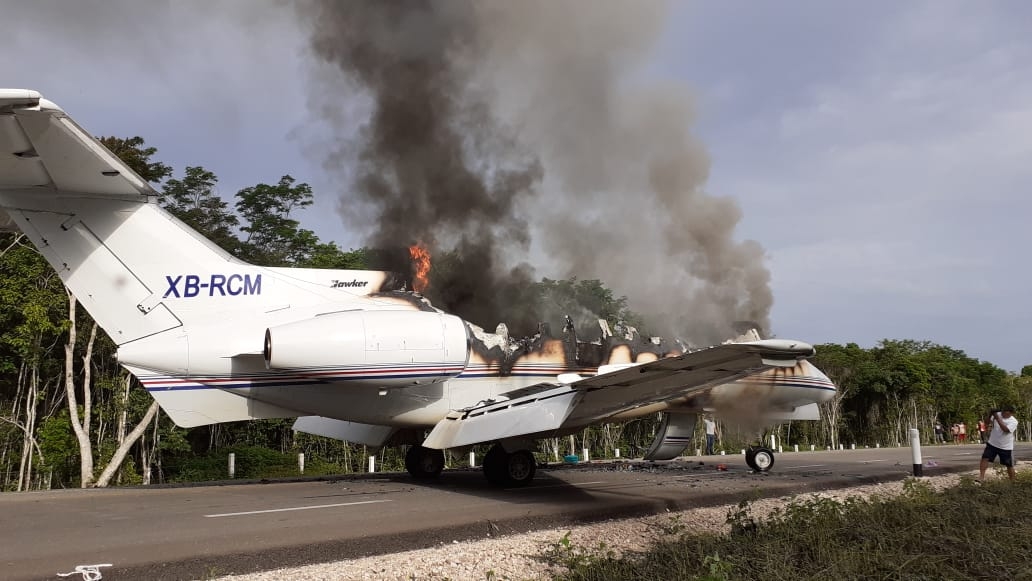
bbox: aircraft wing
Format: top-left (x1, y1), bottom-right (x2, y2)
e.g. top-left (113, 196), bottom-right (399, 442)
top-left (0, 89), bottom-right (154, 199)
top-left (423, 339), bottom-right (816, 449)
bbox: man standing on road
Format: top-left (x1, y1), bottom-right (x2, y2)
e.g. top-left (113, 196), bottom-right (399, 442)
top-left (979, 406), bottom-right (1019, 482)
top-left (703, 415), bottom-right (718, 455)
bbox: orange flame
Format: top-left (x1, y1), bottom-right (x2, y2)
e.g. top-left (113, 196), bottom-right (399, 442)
top-left (408, 243), bottom-right (431, 293)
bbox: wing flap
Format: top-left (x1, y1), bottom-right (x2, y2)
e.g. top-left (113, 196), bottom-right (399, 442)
top-left (423, 387), bottom-right (580, 449)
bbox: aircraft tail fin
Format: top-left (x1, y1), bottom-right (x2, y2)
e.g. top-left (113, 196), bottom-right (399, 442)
top-left (0, 90), bottom-right (312, 344)
top-left (0, 90), bottom-right (256, 343)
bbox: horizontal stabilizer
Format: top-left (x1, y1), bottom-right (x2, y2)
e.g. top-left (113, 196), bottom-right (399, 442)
top-left (423, 386), bottom-right (580, 449)
top-left (292, 416), bottom-right (395, 447)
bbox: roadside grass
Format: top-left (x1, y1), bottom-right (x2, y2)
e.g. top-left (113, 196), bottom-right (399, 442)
top-left (546, 470), bottom-right (1032, 581)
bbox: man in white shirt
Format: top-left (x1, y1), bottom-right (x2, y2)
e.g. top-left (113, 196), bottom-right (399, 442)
top-left (979, 406), bottom-right (1019, 481)
top-left (703, 416), bottom-right (718, 455)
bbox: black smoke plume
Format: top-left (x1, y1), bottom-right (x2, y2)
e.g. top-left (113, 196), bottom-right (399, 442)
top-left (296, 1), bottom-right (773, 343)
top-left (297, 0), bottom-right (543, 332)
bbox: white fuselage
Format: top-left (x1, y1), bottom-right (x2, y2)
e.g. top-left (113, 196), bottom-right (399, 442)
top-left (122, 303), bottom-right (837, 429)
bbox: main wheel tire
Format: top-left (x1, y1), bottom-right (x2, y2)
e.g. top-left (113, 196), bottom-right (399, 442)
top-left (504, 450), bottom-right (537, 487)
top-left (745, 448), bottom-right (757, 470)
top-left (483, 444), bottom-right (508, 486)
top-left (749, 447), bottom-right (775, 472)
top-left (483, 444), bottom-right (537, 487)
top-left (405, 445), bottom-right (445, 479)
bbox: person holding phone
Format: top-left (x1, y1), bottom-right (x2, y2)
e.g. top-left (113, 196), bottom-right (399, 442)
top-left (979, 406), bottom-right (1019, 482)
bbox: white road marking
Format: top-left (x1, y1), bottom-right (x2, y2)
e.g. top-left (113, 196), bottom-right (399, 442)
top-left (862, 459), bottom-right (887, 463)
top-left (782, 464), bottom-right (826, 469)
top-left (205, 499), bottom-right (390, 518)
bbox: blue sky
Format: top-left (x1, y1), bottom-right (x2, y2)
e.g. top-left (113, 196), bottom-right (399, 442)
top-left (3, 1), bottom-right (1030, 371)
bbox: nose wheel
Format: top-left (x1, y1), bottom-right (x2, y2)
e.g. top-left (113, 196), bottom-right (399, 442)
top-left (745, 446), bottom-right (775, 472)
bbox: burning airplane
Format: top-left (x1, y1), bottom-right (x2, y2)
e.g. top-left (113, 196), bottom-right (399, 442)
top-left (1, 86), bottom-right (835, 487)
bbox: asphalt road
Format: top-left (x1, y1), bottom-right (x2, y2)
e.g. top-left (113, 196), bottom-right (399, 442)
top-left (1, 442), bottom-right (1020, 581)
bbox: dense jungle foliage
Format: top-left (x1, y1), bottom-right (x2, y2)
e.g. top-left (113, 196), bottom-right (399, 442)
top-left (2, 138), bottom-right (1030, 490)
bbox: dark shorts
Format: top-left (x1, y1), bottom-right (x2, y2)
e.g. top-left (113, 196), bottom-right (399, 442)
top-left (982, 443), bottom-right (1014, 467)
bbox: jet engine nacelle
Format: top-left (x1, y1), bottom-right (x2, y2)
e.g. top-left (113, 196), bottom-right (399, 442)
top-left (264, 310), bottom-right (470, 385)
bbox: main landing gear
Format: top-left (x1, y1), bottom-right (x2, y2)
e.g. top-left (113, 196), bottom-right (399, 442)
top-left (405, 445), bottom-right (445, 479)
top-left (745, 446), bottom-right (775, 472)
top-left (483, 443), bottom-right (536, 487)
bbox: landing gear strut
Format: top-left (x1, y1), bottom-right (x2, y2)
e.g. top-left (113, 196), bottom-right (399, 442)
top-left (745, 446), bottom-right (775, 472)
top-left (405, 445), bottom-right (445, 479)
top-left (483, 443), bottom-right (536, 487)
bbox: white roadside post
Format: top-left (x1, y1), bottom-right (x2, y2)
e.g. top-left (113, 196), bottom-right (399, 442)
top-left (228, 453), bottom-right (235, 479)
top-left (298, 453), bottom-right (305, 475)
top-left (909, 428), bottom-right (923, 477)
top-left (614, 448), bottom-right (620, 458)
top-left (793, 444), bottom-right (799, 452)
top-left (368, 455), bottom-right (376, 473)
top-left (582, 448), bottom-right (590, 462)
top-left (469, 450), bottom-right (476, 468)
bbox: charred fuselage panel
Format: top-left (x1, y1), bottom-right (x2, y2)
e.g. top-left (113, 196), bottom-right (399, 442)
top-left (370, 290), bottom-right (736, 379)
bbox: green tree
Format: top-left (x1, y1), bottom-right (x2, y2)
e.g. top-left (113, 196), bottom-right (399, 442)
top-left (1014, 374), bottom-right (1032, 441)
top-left (160, 166), bottom-right (241, 254)
top-left (98, 136), bottom-right (172, 183)
top-left (302, 243), bottom-right (369, 269)
top-left (235, 175), bottom-right (318, 266)
top-left (0, 235), bottom-right (67, 490)
top-left (535, 277), bottom-right (642, 334)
